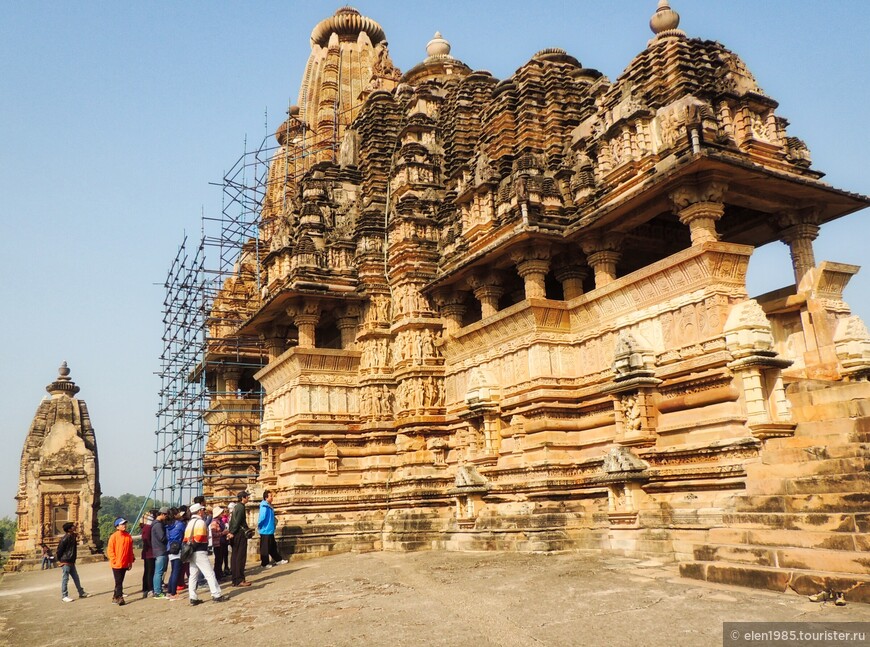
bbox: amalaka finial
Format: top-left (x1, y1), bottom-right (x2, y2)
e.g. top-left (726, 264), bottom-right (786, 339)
top-left (649, 0), bottom-right (681, 35)
top-left (47, 361), bottom-right (80, 397)
top-left (426, 31), bottom-right (451, 58)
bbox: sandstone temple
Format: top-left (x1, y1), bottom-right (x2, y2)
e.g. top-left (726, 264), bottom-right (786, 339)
top-left (7, 363), bottom-right (102, 571)
top-left (170, 3), bottom-right (870, 600)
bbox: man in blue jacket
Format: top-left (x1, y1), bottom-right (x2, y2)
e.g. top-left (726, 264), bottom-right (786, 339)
top-left (257, 490), bottom-right (287, 568)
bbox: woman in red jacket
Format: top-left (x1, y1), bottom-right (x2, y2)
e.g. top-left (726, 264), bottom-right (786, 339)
top-left (106, 517), bottom-right (135, 606)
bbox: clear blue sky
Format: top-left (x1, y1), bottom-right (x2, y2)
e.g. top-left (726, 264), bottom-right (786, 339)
top-left (1, 1), bottom-right (868, 519)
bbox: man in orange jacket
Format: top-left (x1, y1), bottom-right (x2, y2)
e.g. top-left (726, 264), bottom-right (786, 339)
top-left (106, 517), bottom-right (135, 606)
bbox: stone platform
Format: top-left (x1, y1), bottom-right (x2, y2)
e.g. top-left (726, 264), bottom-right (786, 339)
top-left (2, 551), bottom-right (868, 647)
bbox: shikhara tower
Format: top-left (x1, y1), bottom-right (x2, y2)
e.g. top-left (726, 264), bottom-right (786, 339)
top-left (184, 3), bottom-right (870, 600)
top-left (7, 363), bottom-right (102, 570)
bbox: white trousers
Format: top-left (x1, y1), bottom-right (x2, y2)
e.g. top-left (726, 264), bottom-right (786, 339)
top-left (188, 550), bottom-right (221, 600)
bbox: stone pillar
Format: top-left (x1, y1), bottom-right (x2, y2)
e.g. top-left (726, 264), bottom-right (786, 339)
top-left (336, 306), bottom-right (360, 349)
top-left (581, 233), bottom-right (623, 288)
top-left (261, 327), bottom-right (286, 362)
top-left (777, 211), bottom-right (821, 285)
top-left (433, 288), bottom-right (468, 335)
top-left (287, 304), bottom-right (321, 349)
top-left (554, 264), bottom-right (588, 300)
top-left (669, 179), bottom-right (728, 246)
top-left (467, 272), bottom-right (505, 319)
top-left (510, 246), bottom-right (551, 300)
top-left (223, 368), bottom-right (241, 397)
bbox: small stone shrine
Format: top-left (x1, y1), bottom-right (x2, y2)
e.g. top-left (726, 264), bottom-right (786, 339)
top-left (6, 363), bottom-right (102, 571)
top-left (202, 3), bottom-right (870, 600)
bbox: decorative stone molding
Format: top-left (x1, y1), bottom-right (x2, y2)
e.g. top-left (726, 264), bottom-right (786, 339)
top-left (553, 261), bottom-right (588, 300)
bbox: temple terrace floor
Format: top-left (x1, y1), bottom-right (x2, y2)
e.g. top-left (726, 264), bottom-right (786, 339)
top-left (2, 551), bottom-right (869, 646)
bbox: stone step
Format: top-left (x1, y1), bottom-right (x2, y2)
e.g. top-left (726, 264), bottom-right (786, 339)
top-left (745, 472), bottom-right (870, 496)
top-left (693, 543), bottom-right (870, 575)
top-left (732, 492), bottom-right (870, 514)
top-left (722, 512), bottom-right (858, 532)
top-left (746, 456), bottom-right (870, 480)
top-left (760, 443), bottom-right (870, 465)
top-left (705, 527), bottom-right (862, 552)
top-left (680, 561), bottom-right (870, 603)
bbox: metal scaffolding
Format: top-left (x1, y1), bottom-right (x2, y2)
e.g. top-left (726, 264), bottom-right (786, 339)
top-left (155, 135), bottom-right (277, 506)
top-left (154, 100), bottom-right (362, 505)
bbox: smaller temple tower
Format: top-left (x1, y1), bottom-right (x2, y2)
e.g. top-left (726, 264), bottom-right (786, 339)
top-left (6, 363), bottom-right (102, 571)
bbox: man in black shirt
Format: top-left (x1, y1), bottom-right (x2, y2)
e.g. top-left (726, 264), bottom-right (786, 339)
top-left (57, 522), bottom-right (89, 602)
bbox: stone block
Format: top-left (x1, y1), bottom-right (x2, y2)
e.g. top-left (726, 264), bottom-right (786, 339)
top-left (786, 492), bottom-right (870, 514)
top-left (785, 473), bottom-right (870, 496)
top-left (693, 544), bottom-right (775, 566)
top-left (732, 495), bottom-right (787, 513)
top-left (679, 561), bottom-right (707, 581)
top-left (746, 528), bottom-right (856, 551)
top-left (776, 548), bottom-right (870, 575)
top-left (789, 572), bottom-right (870, 604)
top-left (705, 564), bottom-right (790, 592)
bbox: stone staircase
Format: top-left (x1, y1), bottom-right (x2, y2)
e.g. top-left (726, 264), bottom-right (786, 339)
top-left (680, 380), bottom-right (870, 603)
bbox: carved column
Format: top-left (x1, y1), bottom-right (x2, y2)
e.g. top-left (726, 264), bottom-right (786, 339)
top-left (287, 303), bottom-right (321, 349)
top-left (554, 263), bottom-right (588, 300)
top-left (336, 306), bottom-right (360, 350)
top-left (261, 326), bottom-right (286, 362)
top-left (433, 288), bottom-right (468, 335)
top-left (467, 272), bottom-right (505, 319)
top-left (581, 234), bottom-right (623, 288)
top-left (777, 210), bottom-right (820, 285)
top-left (669, 180), bottom-right (727, 246)
top-left (223, 368), bottom-right (241, 397)
top-left (510, 246), bottom-right (551, 300)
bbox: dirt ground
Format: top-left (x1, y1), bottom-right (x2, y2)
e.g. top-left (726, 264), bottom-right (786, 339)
top-left (1, 551), bottom-right (868, 647)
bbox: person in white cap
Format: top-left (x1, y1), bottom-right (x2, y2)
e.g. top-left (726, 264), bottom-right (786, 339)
top-left (183, 503), bottom-right (226, 605)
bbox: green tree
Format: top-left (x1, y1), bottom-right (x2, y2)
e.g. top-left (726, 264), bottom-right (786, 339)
top-left (0, 516), bottom-right (18, 551)
top-left (97, 494), bottom-right (165, 544)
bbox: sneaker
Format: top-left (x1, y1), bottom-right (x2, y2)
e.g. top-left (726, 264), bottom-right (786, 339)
top-left (263, 564), bottom-right (273, 569)
top-left (276, 559), bottom-right (288, 565)
top-left (167, 595), bottom-right (180, 601)
top-left (808, 590), bottom-right (832, 602)
top-left (79, 592), bottom-right (90, 599)
top-left (118, 598), bottom-right (126, 606)
top-left (111, 597), bottom-right (119, 605)
top-left (834, 592), bottom-right (847, 606)
top-left (153, 593), bottom-right (168, 600)
top-left (212, 596), bottom-right (227, 603)
top-left (62, 596), bottom-right (74, 603)
top-left (142, 592), bottom-right (149, 599)
top-left (189, 599), bottom-right (203, 606)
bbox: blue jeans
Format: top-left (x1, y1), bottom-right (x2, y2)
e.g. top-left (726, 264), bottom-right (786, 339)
top-left (61, 564), bottom-right (84, 598)
top-left (153, 555), bottom-right (168, 595)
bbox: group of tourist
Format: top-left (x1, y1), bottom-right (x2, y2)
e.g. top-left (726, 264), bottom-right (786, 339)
top-left (57, 489), bottom-right (288, 606)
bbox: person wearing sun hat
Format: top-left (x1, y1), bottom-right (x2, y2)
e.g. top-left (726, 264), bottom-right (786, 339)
top-left (106, 517), bottom-right (135, 605)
